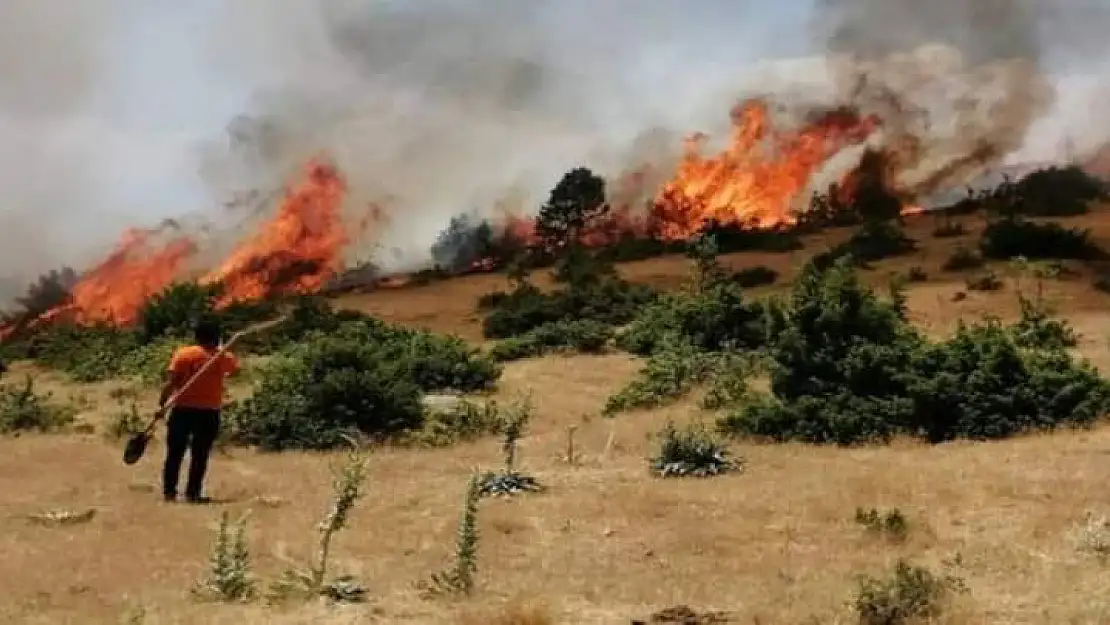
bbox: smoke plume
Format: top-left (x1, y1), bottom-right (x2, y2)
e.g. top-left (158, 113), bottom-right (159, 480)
top-left (195, 0), bottom-right (828, 272)
top-left (812, 0), bottom-right (1110, 204)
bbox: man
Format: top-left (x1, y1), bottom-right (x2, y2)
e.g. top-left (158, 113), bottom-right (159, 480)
top-left (157, 318), bottom-right (239, 504)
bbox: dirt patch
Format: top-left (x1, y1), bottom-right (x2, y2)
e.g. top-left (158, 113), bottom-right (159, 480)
top-left (633, 604), bottom-right (733, 624)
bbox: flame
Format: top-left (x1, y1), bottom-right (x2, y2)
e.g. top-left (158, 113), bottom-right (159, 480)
top-left (46, 228), bottom-right (197, 326)
top-left (200, 159), bottom-right (349, 304)
top-left (652, 99), bottom-right (880, 239)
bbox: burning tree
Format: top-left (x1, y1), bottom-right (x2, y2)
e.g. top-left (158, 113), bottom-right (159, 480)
top-left (536, 167), bottom-right (609, 253)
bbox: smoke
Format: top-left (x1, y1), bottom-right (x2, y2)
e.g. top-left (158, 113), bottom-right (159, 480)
top-left (195, 0), bottom-right (828, 272)
top-left (6, 0), bottom-right (1110, 303)
top-left (810, 0), bottom-right (1054, 201)
top-left (812, 0), bottom-right (1110, 204)
top-left (0, 2), bottom-right (221, 308)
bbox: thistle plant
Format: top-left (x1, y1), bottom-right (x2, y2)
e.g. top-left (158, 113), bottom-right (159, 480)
top-left (270, 441), bottom-right (369, 603)
top-left (423, 472), bottom-right (480, 596)
top-left (478, 394), bottom-right (543, 497)
top-left (193, 511), bottom-right (254, 602)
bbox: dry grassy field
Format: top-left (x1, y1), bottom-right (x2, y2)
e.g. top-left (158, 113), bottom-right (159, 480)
top-left (5, 212), bottom-right (1110, 624)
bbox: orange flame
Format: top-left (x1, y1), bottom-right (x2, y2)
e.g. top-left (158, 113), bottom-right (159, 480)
top-left (47, 228), bottom-right (197, 326)
top-left (652, 99), bottom-right (880, 239)
top-left (200, 159), bottom-right (349, 304)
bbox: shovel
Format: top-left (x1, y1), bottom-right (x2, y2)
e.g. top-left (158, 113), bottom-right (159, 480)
top-left (122, 316), bottom-right (286, 465)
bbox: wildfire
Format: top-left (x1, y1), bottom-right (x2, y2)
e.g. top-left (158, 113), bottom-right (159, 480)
top-left (45, 227), bottom-right (197, 326)
top-left (0, 159), bottom-right (353, 336)
top-left (201, 159), bottom-right (349, 304)
top-left (1, 95), bottom-right (931, 339)
top-left (652, 99), bottom-right (881, 238)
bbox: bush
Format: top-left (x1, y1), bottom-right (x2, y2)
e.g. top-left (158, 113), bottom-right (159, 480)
top-left (853, 560), bottom-right (965, 625)
top-left (1009, 294), bottom-right (1077, 350)
top-left (649, 421), bottom-right (740, 478)
top-left (410, 399), bottom-right (506, 447)
top-left (227, 320), bottom-right (501, 451)
top-left (812, 221), bottom-right (917, 270)
top-left (489, 320), bottom-right (613, 362)
top-left (481, 278), bottom-right (656, 339)
top-left (25, 325), bottom-right (142, 382)
top-left (138, 282), bottom-right (222, 341)
top-left (617, 285), bottom-right (767, 357)
top-left (226, 350), bottom-right (424, 451)
top-left (0, 376), bottom-right (75, 434)
top-left (979, 217), bottom-right (1103, 261)
top-left (942, 247), bottom-right (985, 272)
top-left (603, 339), bottom-right (750, 412)
top-left (718, 258), bottom-right (1110, 445)
top-left (1008, 165), bottom-right (1108, 217)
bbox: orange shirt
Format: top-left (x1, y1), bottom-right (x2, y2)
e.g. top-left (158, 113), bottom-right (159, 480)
top-left (167, 345), bottom-right (240, 410)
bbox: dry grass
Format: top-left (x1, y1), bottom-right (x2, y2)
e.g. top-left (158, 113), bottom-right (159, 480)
top-left (5, 211), bottom-right (1110, 623)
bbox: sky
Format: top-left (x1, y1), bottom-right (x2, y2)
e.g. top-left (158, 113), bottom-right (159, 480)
top-left (0, 0), bottom-right (1106, 288)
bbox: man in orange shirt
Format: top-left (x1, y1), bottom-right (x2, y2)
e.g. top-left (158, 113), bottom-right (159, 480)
top-left (157, 318), bottom-right (240, 504)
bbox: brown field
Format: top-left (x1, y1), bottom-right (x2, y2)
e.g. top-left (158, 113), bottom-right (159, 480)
top-left (5, 211), bottom-right (1110, 624)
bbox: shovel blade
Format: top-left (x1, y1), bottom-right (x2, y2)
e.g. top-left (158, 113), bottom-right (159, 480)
top-left (122, 432), bottom-right (151, 465)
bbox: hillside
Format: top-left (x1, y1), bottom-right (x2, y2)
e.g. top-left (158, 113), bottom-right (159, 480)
top-left (5, 207), bottom-right (1110, 624)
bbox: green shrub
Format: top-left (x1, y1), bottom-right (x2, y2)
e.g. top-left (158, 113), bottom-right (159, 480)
top-left (617, 285), bottom-right (767, 357)
top-left (853, 560), bottom-right (965, 625)
top-left (26, 325), bottom-right (142, 382)
top-left (232, 296), bottom-right (365, 355)
top-left (226, 350), bottom-right (424, 451)
top-left (980, 217), bottom-right (1103, 261)
top-left (811, 221), bottom-right (917, 270)
top-left (117, 338), bottom-right (184, 385)
top-left (0, 376), bottom-right (75, 434)
top-left (649, 421), bottom-right (740, 478)
top-left (718, 258), bottom-right (1110, 445)
top-left (227, 320), bottom-right (500, 451)
top-left (138, 282), bottom-right (221, 341)
top-left (410, 399), bottom-right (506, 447)
top-left (489, 320), bottom-right (613, 362)
top-left (604, 340), bottom-right (722, 415)
top-left (617, 237), bottom-right (769, 356)
top-left (906, 321), bottom-right (1110, 442)
top-left (1009, 294), bottom-right (1077, 350)
top-left (481, 278), bottom-right (656, 339)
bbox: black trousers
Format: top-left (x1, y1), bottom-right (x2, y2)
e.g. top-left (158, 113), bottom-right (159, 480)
top-left (162, 407), bottom-right (221, 499)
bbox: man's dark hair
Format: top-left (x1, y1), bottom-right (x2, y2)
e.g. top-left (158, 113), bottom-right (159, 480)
top-left (193, 318), bottom-right (222, 348)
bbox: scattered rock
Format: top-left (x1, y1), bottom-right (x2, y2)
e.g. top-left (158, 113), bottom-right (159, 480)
top-left (422, 394), bottom-right (466, 413)
top-left (28, 508), bottom-right (96, 527)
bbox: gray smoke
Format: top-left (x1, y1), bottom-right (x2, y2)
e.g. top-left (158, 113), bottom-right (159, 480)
top-left (811, 0), bottom-right (1057, 200)
top-left (195, 0), bottom-right (827, 272)
top-left (812, 0), bottom-right (1110, 203)
top-left (0, 1), bottom-right (131, 305)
